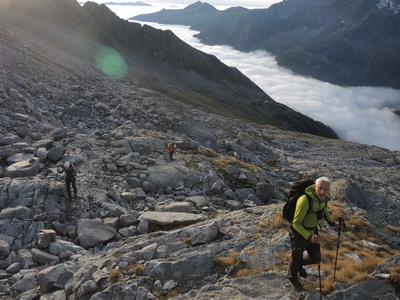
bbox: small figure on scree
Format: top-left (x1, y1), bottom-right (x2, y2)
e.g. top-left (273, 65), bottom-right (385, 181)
top-left (58, 162), bottom-right (77, 200)
top-left (167, 142), bottom-right (176, 161)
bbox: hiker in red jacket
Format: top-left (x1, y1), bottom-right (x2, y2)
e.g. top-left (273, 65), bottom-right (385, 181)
top-left (167, 142), bottom-right (176, 161)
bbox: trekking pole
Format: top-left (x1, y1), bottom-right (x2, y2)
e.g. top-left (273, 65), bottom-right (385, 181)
top-left (333, 217), bottom-right (346, 280)
top-left (318, 252), bottom-right (322, 300)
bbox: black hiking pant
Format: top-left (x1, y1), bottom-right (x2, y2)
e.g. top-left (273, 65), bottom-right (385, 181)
top-left (66, 178), bottom-right (77, 200)
top-left (288, 226), bottom-right (320, 279)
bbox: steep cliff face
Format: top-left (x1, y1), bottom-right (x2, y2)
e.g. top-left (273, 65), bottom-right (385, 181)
top-left (133, 0), bottom-right (400, 88)
top-left (82, 2), bottom-right (261, 86)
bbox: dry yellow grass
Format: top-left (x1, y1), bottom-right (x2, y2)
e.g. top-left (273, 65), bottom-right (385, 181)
top-left (214, 252), bottom-right (240, 269)
top-left (248, 233), bottom-right (261, 240)
top-left (267, 206), bottom-right (400, 295)
top-left (256, 219), bottom-right (270, 228)
top-left (343, 215), bottom-right (380, 243)
top-left (183, 155), bottom-right (203, 171)
top-left (264, 212), bottom-right (288, 231)
top-left (255, 226), bottom-right (264, 233)
top-left (236, 268), bottom-right (264, 277)
top-left (235, 236), bottom-right (248, 242)
top-left (150, 289), bottom-right (180, 300)
top-left (231, 220), bottom-right (242, 225)
top-left (214, 251), bottom-right (264, 278)
top-left (167, 290), bottom-right (180, 298)
top-left (327, 201), bottom-right (345, 219)
top-left (109, 268), bottom-right (121, 284)
top-left (126, 263), bottom-right (144, 276)
top-left (308, 218), bottom-right (400, 294)
top-left (199, 147), bottom-right (218, 157)
top-left (382, 225), bottom-right (400, 234)
top-left (132, 264), bottom-right (144, 276)
top-left (137, 129), bottom-right (161, 138)
top-left (209, 156), bottom-right (256, 171)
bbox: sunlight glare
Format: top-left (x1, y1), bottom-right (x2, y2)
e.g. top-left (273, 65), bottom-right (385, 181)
top-left (94, 46), bottom-right (128, 79)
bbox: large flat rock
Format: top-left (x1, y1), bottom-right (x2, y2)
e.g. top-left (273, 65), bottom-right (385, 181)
top-left (139, 211), bottom-right (206, 226)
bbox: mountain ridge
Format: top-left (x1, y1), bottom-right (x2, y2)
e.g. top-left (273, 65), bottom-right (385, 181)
top-left (132, 0), bottom-right (400, 88)
top-left (4, 0), bottom-right (339, 138)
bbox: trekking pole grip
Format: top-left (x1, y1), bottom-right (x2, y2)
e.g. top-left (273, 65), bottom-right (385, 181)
top-left (337, 217), bottom-right (346, 231)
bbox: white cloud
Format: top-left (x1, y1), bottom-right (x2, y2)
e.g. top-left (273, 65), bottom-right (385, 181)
top-left (139, 22), bottom-right (400, 151)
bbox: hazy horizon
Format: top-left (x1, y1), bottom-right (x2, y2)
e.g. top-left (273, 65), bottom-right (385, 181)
top-left (89, 0), bottom-right (281, 8)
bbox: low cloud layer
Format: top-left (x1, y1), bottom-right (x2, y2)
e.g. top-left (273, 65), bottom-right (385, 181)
top-left (142, 22), bottom-right (400, 151)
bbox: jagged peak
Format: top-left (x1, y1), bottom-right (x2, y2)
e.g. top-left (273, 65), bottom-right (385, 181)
top-left (184, 1), bottom-right (218, 12)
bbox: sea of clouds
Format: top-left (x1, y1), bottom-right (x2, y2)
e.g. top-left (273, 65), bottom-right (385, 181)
top-left (106, 3), bottom-right (400, 151)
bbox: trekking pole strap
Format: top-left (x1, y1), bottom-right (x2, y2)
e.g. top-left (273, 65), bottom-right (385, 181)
top-left (337, 217), bottom-right (346, 229)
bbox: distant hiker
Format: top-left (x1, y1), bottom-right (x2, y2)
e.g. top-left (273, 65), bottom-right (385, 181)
top-left (287, 176), bottom-right (344, 291)
top-left (58, 162), bottom-right (77, 200)
top-left (167, 142), bottom-right (176, 161)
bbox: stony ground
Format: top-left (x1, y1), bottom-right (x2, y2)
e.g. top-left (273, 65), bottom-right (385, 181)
top-left (0, 11), bottom-right (400, 300)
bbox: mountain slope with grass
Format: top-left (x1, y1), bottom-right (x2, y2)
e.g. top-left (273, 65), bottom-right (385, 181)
top-left (0, 0), bottom-right (399, 299)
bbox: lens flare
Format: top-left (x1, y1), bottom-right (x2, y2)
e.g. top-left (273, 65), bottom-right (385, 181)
top-left (0, 0), bottom-right (12, 11)
top-left (94, 47), bottom-right (127, 79)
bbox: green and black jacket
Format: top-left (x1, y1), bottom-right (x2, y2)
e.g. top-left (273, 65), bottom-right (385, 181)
top-left (292, 184), bottom-right (335, 240)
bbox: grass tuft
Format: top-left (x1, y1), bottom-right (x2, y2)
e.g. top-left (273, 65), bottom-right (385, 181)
top-left (236, 268), bottom-right (263, 277)
top-left (109, 268), bottom-right (121, 284)
top-left (214, 252), bottom-right (240, 269)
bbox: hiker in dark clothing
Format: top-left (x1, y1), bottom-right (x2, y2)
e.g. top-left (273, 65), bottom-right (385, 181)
top-left (167, 142), bottom-right (176, 161)
top-left (58, 162), bottom-right (77, 200)
top-left (288, 176), bottom-right (344, 291)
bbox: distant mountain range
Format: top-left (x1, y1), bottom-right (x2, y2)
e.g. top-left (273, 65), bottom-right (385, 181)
top-left (132, 0), bottom-right (400, 89)
top-left (103, 1), bottom-right (151, 6)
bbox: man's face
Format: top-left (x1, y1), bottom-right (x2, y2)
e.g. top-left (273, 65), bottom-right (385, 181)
top-left (315, 181), bottom-right (330, 200)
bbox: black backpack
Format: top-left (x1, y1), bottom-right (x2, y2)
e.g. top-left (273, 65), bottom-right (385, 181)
top-left (282, 178), bottom-right (315, 222)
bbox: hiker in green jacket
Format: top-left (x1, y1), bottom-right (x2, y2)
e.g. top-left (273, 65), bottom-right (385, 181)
top-left (288, 176), bottom-right (344, 291)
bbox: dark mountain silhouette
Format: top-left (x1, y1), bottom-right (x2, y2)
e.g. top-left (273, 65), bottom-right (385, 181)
top-left (132, 0), bottom-right (400, 89)
top-left (1, 0), bottom-right (338, 138)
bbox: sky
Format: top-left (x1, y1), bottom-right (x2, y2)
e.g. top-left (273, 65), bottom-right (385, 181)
top-left (90, 2), bottom-right (400, 151)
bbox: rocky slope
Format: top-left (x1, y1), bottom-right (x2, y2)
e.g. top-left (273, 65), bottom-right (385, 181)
top-left (0, 0), bottom-right (400, 299)
top-left (133, 0), bottom-right (400, 88)
top-left (4, 0), bottom-right (338, 138)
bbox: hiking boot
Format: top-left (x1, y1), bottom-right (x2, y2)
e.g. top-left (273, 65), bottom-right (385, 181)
top-left (299, 266), bottom-right (307, 278)
top-left (288, 277), bottom-right (303, 291)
